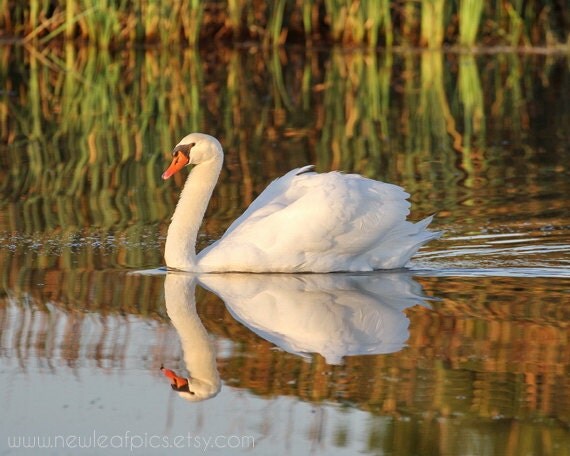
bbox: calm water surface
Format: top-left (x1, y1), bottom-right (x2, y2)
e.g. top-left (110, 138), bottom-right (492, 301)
top-left (0, 45), bottom-right (569, 455)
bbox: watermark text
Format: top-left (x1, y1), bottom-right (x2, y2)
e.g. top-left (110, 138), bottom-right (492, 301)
top-left (7, 431), bottom-right (255, 452)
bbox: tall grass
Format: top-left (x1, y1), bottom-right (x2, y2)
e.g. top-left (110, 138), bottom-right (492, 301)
top-left (459, 0), bottom-right (484, 46)
top-left (1, 0), bottom-right (568, 48)
top-left (266, 0), bottom-right (287, 46)
top-left (323, 0), bottom-right (393, 47)
top-left (420, 0), bottom-right (446, 48)
top-left (181, 0), bottom-right (205, 46)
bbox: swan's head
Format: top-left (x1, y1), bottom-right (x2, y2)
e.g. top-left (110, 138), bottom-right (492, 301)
top-left (160, 366), bottom-right (220, 402)
top-left (162, 133), bottom-right (223, 180)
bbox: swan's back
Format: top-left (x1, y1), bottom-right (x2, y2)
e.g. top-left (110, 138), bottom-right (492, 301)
top-left (198, 168), bottom-right (440, 272)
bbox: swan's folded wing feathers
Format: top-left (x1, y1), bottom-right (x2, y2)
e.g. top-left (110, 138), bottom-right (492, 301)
top-left (221, 167), bottom-right (316, 238)
top-left (198, 171), bottom-right (426, 272)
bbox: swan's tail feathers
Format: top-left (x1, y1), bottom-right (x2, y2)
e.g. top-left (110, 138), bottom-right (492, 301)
top-left (403, 215), bottom-right (443, 259)
top-left (368, 215), bottom-right (442, 269)
top-left (415, 214), bottom-right (435, 231)
top-left (413, 214), bottom-right (443, 244)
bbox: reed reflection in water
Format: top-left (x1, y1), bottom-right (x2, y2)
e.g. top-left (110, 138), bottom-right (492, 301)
top-left (1, 268), bottom-right (570, 454)
top-left (2, 45), bottom-right (568, 253)
top-left (1, 45), bottom-right (568, 274)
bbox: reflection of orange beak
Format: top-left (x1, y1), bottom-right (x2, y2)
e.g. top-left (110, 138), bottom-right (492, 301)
top-left (162, 153), bottom-right (189, 180)
top-left (160, 365), bottom-right (189, 389)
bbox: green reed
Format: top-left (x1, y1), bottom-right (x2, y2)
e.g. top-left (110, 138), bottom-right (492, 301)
top-left (458, 0), bottom-right (484, 46)
top-left (420, 0), bottom-right (446, 48)
top-left (81, 0), bottom-right (120, 48)
top-left (322, 0), bottom-right (392, 47)
top-left (302, 0), bottom-right (313, 42)
top-left (266, 0), bottom-right (287, 46)
top-left (182, 0), bottom-right (205, 46)
top-left (3, 0), bottom-right (568, 48)
top-left (227, 0), bottom-right (244, 36)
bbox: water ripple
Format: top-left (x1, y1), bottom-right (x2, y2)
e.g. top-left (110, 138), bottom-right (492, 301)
top-left (413, 229), bottom-right (570, 278)
top-left (412, 266), bottom-right (570, 278)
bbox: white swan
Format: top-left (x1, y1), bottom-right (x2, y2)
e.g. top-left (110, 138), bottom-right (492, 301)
top-left (162, 133), bottom-right (440, 272)
top-left (199, 272), bottom-right (427, 365)
top-left (160, 273), bottom-right (221, 402)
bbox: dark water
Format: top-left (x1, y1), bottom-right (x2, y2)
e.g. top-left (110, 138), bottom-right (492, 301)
top-left (0, 45), bottom-right (569, 455)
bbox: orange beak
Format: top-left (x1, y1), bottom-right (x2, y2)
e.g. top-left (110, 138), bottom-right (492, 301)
top-left (162, 153), bottom-right (189, 180)
top-left (160, 366), bottom-right (189, 389)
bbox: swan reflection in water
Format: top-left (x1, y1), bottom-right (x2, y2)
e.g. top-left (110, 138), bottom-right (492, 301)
top-left (161, 274), bottom-right (221, 402)
top-left (161, 271), bottom-right (430, 401)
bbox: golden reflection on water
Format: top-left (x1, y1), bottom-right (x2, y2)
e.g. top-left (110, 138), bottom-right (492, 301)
top-left (1, 269), bottom-right (569, 454)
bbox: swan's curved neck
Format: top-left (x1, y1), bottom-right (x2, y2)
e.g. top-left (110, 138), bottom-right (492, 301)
top-left (165, 156), bottom-right (223, 271)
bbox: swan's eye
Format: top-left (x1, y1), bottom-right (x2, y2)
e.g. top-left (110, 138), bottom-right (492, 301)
top-left (172, 142), bottom-right (195, 159)
top-left (170, 383), bottom-right (192, 393)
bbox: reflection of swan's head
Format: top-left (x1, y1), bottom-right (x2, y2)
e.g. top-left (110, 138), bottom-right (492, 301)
top-left (162, 273), bottom-right (221, 402)
top-left (161, 366), bottom-right (220, 402)
top-left (162, 133), bottom-right (223, 180)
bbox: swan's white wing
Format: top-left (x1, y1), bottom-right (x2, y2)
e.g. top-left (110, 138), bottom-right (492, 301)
top-left (198, 170), bottom-right (438, 272)
top-left (222, 165), bottom-right (316, 238)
